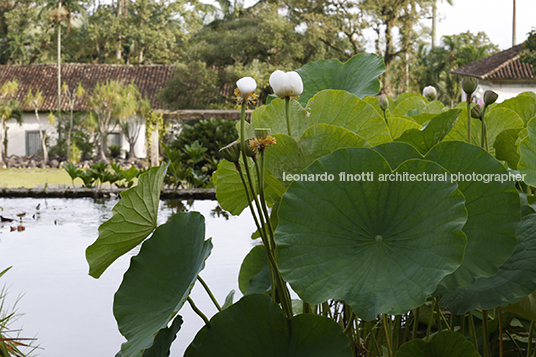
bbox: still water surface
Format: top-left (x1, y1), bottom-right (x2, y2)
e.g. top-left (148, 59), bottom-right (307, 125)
top-left (0, 197), bottom-right (255, 356)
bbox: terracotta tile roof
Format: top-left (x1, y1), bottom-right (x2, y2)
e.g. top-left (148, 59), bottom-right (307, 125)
top-left (451, 44), bottom-right (536, 81)
top-left (0, 63), bottom-right (175, 111)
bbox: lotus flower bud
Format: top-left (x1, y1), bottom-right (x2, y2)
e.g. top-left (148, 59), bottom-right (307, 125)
top-left (483, 90), bottom-right (498, 106)
top-left (378, 94), bottom-right (389, 111)
top-left (471, 104), bottom-right (482, 119)
top-left (244, 139), bottom-right (257, 158)
top-left (462, 77), bottom-right (478, 96)
top-left (269, 70), bottom-right (303, 98)
top-left (236, 77), bottom-right (257, 99)
top-left (219, 141), bottom-right (241, 163)
top-left (422, 86), bottom-right (437, 101)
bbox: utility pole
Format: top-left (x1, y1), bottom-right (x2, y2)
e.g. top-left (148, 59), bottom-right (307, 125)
top-left (512, 0), bottom-right (517, 46)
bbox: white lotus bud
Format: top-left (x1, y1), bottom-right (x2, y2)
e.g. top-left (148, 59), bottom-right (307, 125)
top-left (236, 77), bottom-right (257, 99)
top-left (269, 70), bottom-right (303, 98)
top-left (422, 86), bottom-right (437, 101)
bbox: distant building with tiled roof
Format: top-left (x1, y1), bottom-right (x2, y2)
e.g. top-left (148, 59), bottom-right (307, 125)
top-left (451, 44), bottom-right (536, 102)
top-left (3, 63), bottom-right (176, 159)
top-left (0, 63), bottom-right (175, 111)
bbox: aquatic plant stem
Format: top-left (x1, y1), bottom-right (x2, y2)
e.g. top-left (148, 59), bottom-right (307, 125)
top-left (468, 311), bottom-right (478, 349)
top-left (527, 320), bottom-right (535, 357)
top-left (187, 297), bottom-right (210, 327)
top-left (467, 100), bottom-right (471, 144)
top-left (412, 308), bottom-right (420, 340)
top-left (498, 308), bottom-right (504, 357)
top-left (482, 310), bottom-right (491, 357)
top-left (343, 311), bottom-right (356, 334)
top-left (285, 97), bottom-right (291, 136)
top-left (197, 275), bottom-right (221, 312)
top-left (382, 314), bottom-right (394, 357)
top-left (481, 105), bottom-right (489, 151)
top-left (383, 109), bottom-right (388, 126)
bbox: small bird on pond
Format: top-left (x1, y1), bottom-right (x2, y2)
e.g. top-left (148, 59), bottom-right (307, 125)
top-left (0, 216), bottom-right (13, 222)
top-left (36, 203), bottom-right (40, 210)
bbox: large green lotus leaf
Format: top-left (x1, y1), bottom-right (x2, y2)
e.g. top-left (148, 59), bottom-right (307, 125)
top-left (504, 291), bottom-right (536, 321)
top-left (275, 148), bottom-right (467, 320)
top-left (494, 128), bottom-right (523, 169)
top-left (238, 245), bottom-right (270, 295)
top-left (496, 95), bottom-right (536, 124)
top-left (388, 116), bottom-right (422, 140)
top-left (519, 118), bottom-right (536, 186)
top-left (445, 108), bottom-right (524, 154)
top-left (114, 212), bottom-right (212, 357)
top-left (395, 109), bottom-right (461, 154)
top-left (362, 95), bottom-right (387, 116)
top-left (295, 53), bottom-right (385, 106)
top-left (306, 90), bottom-right (391, 145)
top-left (425, 141), bottom-right (520, 290)
top-left (392, 96), bottom-right (427, 117)
top-left (184, 294), bottom-right (352, 357)
top-left (86, 165), bottom-right (166, 278)
top-left (264, 124), bottom-right (368, 192)
top-left (213, 156), bottom-right (258, 216)
top-left (252, 91), bottom-right (390, 145)
top-left (372, 142), bottom-right (422, 170)
top-left (395, 331), bottom-right (480, 357)
top-left (412, 113), bottom-right (436, 125)
top-left (141, 315), bottom-right (183, 357)
top-left (392, 92), bottom-right (420, 109)
top-left (250, 97), bottom-right (306, 139)
top-left (520, 91), bottom-right (536, 99)
top-left (440, 214), bottom-right (536, 314)
top-left (424, 100), bottom-right (447, 114)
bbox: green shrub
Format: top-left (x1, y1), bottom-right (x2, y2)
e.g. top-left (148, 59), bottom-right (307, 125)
top-left (108, 145), bottom-right (122, 158)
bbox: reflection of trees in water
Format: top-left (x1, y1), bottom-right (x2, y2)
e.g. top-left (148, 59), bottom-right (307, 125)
top-left (210, 205), bottom-right (230, 220)
top-left (163, 199), bottom-right (192, 221)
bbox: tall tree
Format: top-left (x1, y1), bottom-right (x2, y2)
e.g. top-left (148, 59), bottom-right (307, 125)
top-left (0, 80), bottom-right (20, 167)
top-left (25, 89), bottom-right (53, 167)
top-left (89, 80), bottom-right (122, 163)
top-left (62, 82), bottom-right (86, 162)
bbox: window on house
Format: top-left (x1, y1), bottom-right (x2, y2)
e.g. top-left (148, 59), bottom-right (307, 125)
top-left (107, 133), bottom-right (121, 147)
top-left (26, 131), bottom-right (42, 157)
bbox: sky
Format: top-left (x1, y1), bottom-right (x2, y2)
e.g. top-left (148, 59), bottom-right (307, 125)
top-left (435, 0), bottom-right (536, 50)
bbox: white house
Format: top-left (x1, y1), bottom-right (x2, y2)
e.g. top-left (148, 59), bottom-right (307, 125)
top-left (452, 44), bottom-right (536, 102)
top-left (0, 63), bottom-right (175, 159)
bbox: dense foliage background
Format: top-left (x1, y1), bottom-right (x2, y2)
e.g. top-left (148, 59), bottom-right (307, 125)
top-left (1, 0), bottom-right (504, 107)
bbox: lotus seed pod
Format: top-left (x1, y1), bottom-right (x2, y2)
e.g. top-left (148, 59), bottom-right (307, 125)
top-left (471, 104), bottom-right (482, 119)
top-left (462, 77), bottom-right (479, 96)
top-left (219, 141), bottom-right (241, 163)
top-left (483, 90), bottom-right (499, 106)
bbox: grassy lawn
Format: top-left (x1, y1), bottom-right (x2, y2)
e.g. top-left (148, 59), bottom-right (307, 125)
top-left (0, 168), bottom-right (74, 188)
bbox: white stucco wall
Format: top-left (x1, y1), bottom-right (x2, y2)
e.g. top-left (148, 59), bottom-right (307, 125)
top-left (461, 82), bottom-right (536, 102)
top-left (5, 112), bottom-right (147, 159)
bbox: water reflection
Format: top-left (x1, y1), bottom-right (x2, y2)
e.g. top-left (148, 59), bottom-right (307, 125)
top-left (0, 197), bottom-right (255, 356)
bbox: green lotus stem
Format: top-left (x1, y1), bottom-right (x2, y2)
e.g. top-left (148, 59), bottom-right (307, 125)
top-left (467, 100), bottom-right (471, 144)
top-left (468, 311), bottom-right (478, 349)
top-left (285, 97), bottom-right (291, 136)
top-left (426, 301), bottom-right (434, 341)
top-left (498, 308), bottom-right (504, 357)
top-left (436, 300), bottom-right (452, 331)
top-left (412, 308), bottom-right (420, 340)
top-left (343, 310), bottom-right (356, 334)
top-left (254, 155), bottom-right (276, 251)
top-left (303, 301), bottom-right (312, 314)
top-left (393, 315), bottom-right (402, 350)
top-left (197, 275), bottom-right (221, 312)
top-left (236, 164), bottom-right (276, 299)
top-left (435, 298), bottom-right (442, 332)
top-left (383, 314), bottom-right (394, 357)
top-left (481, 105), bottom-right (489, 151)
top-left (402, 312), bottom-right (410, 343)
top-left (461, 313), bottom-right (466, 336)
top-left (383, 109), bottom-right (389, 126)
top-left (527, 320), bottom-right (535, 357)
top-left (187, 297), bottom-right (210, 327)
top-left (482, 310), bottom-right (491, 357)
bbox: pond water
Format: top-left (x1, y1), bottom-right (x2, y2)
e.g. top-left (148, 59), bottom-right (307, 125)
top-left (0, 197), bottom-right (255, 356)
